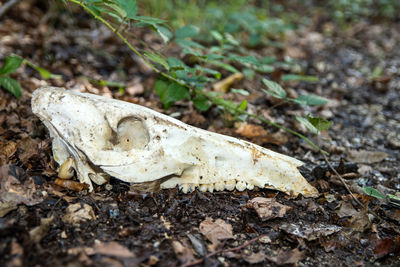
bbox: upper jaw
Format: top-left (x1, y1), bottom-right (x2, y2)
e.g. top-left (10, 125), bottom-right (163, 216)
top-left (32, 86), bottom-right (319, 197)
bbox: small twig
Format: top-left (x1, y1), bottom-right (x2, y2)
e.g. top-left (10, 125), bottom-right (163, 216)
top-left (0, 0), bottom-right (22, 19)
top-left (181, 234), bottom-right (267, 267)
top-left (321, 152), bottom-right (364, 208)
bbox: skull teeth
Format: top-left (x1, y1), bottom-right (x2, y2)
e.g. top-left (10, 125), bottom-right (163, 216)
top-left (178, 180), bottom-right (254, 193)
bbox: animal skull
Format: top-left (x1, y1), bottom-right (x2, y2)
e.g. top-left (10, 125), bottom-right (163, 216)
top-left (31, 86), bottom-right (318, 197)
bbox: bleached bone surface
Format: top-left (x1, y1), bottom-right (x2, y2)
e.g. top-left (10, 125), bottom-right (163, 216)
top-left (31, 86), bottom-right (319, 197)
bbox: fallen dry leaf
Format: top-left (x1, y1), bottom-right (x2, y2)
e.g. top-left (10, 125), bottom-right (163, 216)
top-left (0, 200), bottom-right (17, 217)
top-left (62, 203), bottom-right (95, 225)
top-left (93, 240), bottom-right (135, 258)
top-left (266, 248), bottom-right (305, 265)
top-left (199, 217), bottom-right (235, 245)
top-left (280, 222), bottom-right (342, 241)
top-left (54, 178), bottom-right (89, 192)
top-left (235, 124), bottom-right (288, 145)
top-left (245, 197), bottom-right (292, 221)
top-left (29, 215), bottom-right (54, 243)
top-left (336, 202), bottom-right (370, 232)
top-left (347, 150), bottom-right (388, 164)
top-left (0, 165), bottom-right (44, 206)
top-left (243, 251), bottom-right (266, 264)
top-left (213, 72), bottom-right (243, 93)
top-left (172, 240), bottom-right (195, 265)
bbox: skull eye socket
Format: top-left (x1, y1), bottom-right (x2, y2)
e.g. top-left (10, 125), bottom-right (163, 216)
top-left (116, 117), bottom-right (149, 150)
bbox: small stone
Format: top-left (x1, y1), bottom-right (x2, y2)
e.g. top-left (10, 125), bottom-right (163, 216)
top-left (105, 183), bottom-right (113, 191)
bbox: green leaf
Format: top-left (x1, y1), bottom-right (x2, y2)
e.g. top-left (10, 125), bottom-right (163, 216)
top-left (104, 2), bottom-right (126, 19)
top-left (210, 61), bottom-right (239, 73)
top-left (155, 79), bottom-right (189, 109)
top-left (114, 0), bottom-right (137, 19)
top-left (293, 94), bottom-right (328, 106)
top-left (231, 88), bottom-right (249, 96)
top-left (306, 115), bottom-right (331, 132)
top-left (363, 187), bottom-right (385, 200)
top-left (262, 78), bottom-right (286, 99)
top-left (256, 65), bottom-right (274, 73)
top-left (281, 74), bottom-right (319, 82)
top-left (143, 51), bottom-right (169, 70)
top-left (154, 25), bottom-right (172, 43)
top-left (0, 76), bottom-right (22, 98)
top-left (175, 25), bottom-right (199, 39)
top-left (210, 30), bottom-right (223, 42)
top-left (295, 116), bottom-right (319, 135)
top-left (167, 57), bottom-right (187, 70)
top-left (133, 16), bottom-right (165, 25)
top-left (237, 100), bottom-right (247, 111)
top-left (233, 56), bottom-right (259, 66)
top-left (0, 55), bottom-right (24, 75)
top-left (193, 95), bottom-right (212, 111)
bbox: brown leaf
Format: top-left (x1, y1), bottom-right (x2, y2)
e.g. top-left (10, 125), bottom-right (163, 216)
top-left (172, 240), bottom-right (195, 264)
top-left (374, 239), bottom-right (391, 258)
top-left (0, 200), bottom-right (17, 217)
top-left (336, 202), bottom-right (371, 232)
top-left (199, 217), bottom-right (234, 245)
top-left (1, 141), bottom-right (17, 160)
top-left (266, 248), bottom-right (305, 265)
top-left (93, 240), bottom-right (135, 258)
top-left (347, 150), bottom-right (388, 164)
top-left (280, 222), bottom-right (342, 241)
top-left (213, 72), bottom-right (243, 93)
top-left (0, 165), bottom-right (44, 206)
top-left (243, 251), bottom-right (266, 264)
top-left (54, 178), bottom-right (89, 192)
top-left (62, 203), bottom-right (95, 225)
top-left (235, 124), bottom-right (288, 145)
top-left (29, 215), bottom-right (54, 243)
top-left (245, 197), bottom-right (292, 221)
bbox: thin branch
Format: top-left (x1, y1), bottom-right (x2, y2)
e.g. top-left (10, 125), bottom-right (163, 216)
top-left (0, 0), bottom-right (22, 19)
top-left (181, 234), bottom-right (267, 267)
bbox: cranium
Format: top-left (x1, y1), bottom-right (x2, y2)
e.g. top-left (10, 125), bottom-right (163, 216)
top-left (31, 86), bottom-right (318, 197)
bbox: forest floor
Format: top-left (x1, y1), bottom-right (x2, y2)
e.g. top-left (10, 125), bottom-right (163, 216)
top-left (0, 1), bottom-right (399, 266)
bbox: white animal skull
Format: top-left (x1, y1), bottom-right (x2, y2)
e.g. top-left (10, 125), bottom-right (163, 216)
top-left (31, 86), bottom-right (318, 197)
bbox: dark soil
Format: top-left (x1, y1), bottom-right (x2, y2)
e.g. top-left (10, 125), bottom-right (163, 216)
top-left (1, 1), bottom-right (399, 266)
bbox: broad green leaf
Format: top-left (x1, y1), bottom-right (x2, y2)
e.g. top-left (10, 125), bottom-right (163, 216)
top-left (256, 65), bottom-right (274, 73)
top-left (243, 69), bottom-right (255, 80)
top-left (194, 66), bottom-right (221, 79)
top-left (0, 55), bottom-right (23, 75)
top-left (104, 2), bottom-right (126, 19)
top-left (0, 76), bottom-right (22, 98)
top-left (193, 95), bottom-right (211, 111)
top-left (281, 74), bottom-right (319, 82)
top-left (233, 56), bottom-right (259, 66)
top-left (295, 116), bottom-right (318, 135)
top-left (133, 16), bottom-right (165, 25)
top-left (87, 5), bottom-right (103, 17)
top-left (175, 39), bottom-right (204, 49)
top-left (306, 115), bottom-right (331, 132)
top-left (262, 78), bottom-right (286, 99)
top-left (210, 30), bottom-right (223, 42)
top-left (163, 82), bottom-right (189, 108)
top-left (154, 78), bottom-right (169, 97)
top-left (114, 0), bottom-right (137, 19)
top-left (363, 187), bottom-right (385, 200)
top-left (167, 57), bottom-right (186, 70)
top-left (231, 88), bottom-right (249, 96)
top-left (143, 52), bottom-right (169, 70)
top-left (175, 25), bottom-right (199, 39)
top-left (210, 61), bottom-right (239, 73)
top-left (293, 94), bottom-right (328, 106)
top-left (154, 25), bottom-right (172, 43)
top-left (237, 100), bottom-right (247, 111)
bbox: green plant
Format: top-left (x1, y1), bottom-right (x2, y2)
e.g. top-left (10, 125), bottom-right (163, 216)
top-left (65, 0), bottom-right (330, 152)
top-left (364, 187), bottom-right (400, 208)
top-left (0, 54), bottom-right (60, 98)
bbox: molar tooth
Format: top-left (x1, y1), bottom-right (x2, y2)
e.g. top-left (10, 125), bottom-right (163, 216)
top-left (199, 184), bottom-right (208, 192)
top-left (225, 180), bottom-right (236, 191)
top-left (236, 181), bottom-right (246, 191)
top-left (180, 184), bottom-right (190, 193)
top-left (214, 182), bottom-right (225, 191)
top-left (207, 184), bottom-right (214, 193)
top-left (246, 183), bottom-right (254, 190)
